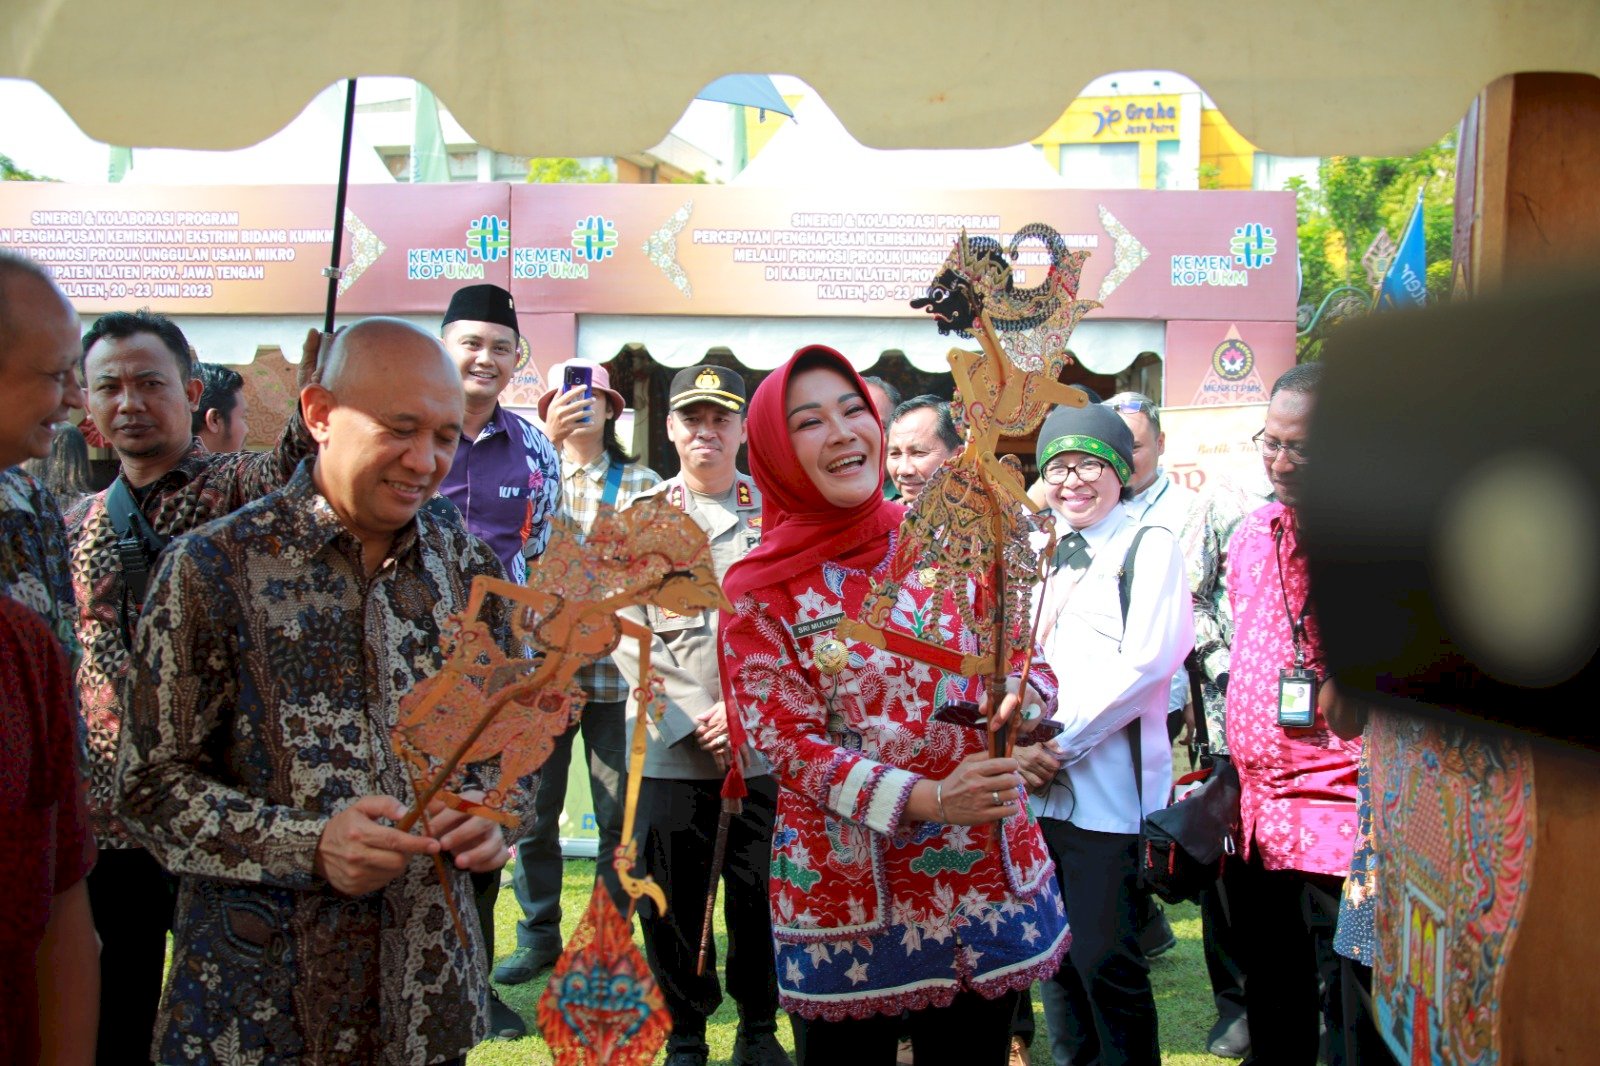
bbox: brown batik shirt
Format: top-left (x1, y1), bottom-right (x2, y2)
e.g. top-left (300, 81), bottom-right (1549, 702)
top-left (116, 462), bottom-right (528, 1064)
top-left (66, 419), bottom-right (311, 846)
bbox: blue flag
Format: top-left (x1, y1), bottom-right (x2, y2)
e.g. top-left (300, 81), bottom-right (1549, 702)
top-left (1378, 191), bottom-right (1428, 309)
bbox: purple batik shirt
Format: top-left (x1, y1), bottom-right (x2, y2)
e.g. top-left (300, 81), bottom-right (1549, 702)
top-left (440, 404), bottom-right (562, 582)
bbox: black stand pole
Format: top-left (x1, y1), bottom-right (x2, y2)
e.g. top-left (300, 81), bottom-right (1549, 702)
top-left (322, 78), bottom-right (358, 334)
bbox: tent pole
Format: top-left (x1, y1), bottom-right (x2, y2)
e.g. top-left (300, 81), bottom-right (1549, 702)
top-left (322, 78), bottom-right (358, 334)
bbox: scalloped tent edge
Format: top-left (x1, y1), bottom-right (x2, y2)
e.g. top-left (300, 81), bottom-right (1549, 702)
top-left (6, 0), bottom-right (1598, 160)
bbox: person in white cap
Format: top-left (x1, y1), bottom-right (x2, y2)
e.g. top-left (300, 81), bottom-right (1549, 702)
top-left (494, 359), bottom-right (661, 985)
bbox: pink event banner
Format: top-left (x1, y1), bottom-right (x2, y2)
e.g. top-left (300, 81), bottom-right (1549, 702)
top-left (1, 183), bottom-right (1295, 322)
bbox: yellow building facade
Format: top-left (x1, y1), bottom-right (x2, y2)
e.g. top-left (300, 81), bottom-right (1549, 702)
top-left (1032, 91), bottom-right (1261, 190)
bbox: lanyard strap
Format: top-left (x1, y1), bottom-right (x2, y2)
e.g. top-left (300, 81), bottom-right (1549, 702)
top-left (601, 458), bottom-right (624, 510)
top-left (1272, 524), bottom-right (1312, 667)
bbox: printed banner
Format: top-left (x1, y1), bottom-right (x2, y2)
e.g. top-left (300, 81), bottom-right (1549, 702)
top-left (1164, 319), bottom-right (1298, 406)
top-left (2, 183), bottom-right (1297, 323)
top-left (1160, 402), bottom-right (1270, 496)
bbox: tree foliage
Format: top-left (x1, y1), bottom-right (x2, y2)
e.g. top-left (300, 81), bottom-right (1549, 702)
top-left (525, 157), bottom-right (613, 183)
top-left (1291, 134), bottom-right (1456, 359)
top-left (1, 152), bottom-right (53, 181)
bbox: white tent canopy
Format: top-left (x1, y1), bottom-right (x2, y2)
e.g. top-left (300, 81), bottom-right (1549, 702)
top-left (6, 1), bottom-right (1597, 161)
top-left (576, 315), bottom-right (1163, 375)
top-left (0, 81), bottom-right (395, 185)
top-left (734, 92), bottom-right (1065, 189)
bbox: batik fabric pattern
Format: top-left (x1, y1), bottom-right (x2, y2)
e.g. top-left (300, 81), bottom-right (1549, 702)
top-left (723, 550), bottom-right (1069, 1021)
top-left (1179, 477), bottom-right (1273, 755)
top-left (439, 403), bottom-right (562, 580)
top-left (115, 462), bottom-right (525, 1065)
top-left (0, 598), bottom-right (95, 1066)
top-left (1223, 501), bottom-right (1360, 876)
top-left (1368, 710), bottom-right (1534, 1065)
top-left (67, 424), bottom-right (310, 847)
top-left (0, 467), bottom-right (78, 665)
top-left (1334, 745), bottom-right (1376, 962)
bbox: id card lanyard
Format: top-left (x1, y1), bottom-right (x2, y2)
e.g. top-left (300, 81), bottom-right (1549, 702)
top-left (1274, 523), bottom-right (1318, 727)
top-left (1273, 524), bottom-right (1312, 670)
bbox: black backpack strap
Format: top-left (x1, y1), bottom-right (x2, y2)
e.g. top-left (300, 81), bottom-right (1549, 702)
top-left (1116, 525), bottom-right (1155, 812)
top-left (1116, 525), bottom-right (1154, 637)
top-left (105, 477), bottom-right (171, 647)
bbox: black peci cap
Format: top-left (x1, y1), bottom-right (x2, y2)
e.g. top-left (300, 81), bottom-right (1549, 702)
top-left (442, 283), bottom-right (518, 338)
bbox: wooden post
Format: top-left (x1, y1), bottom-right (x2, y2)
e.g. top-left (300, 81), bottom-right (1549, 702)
top-left (1472, 73), bottom-right (1600, 291)
top-left (1474, 73), bottom-right (1600, 1064)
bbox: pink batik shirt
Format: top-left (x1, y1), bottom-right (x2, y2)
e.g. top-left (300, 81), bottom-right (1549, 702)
top-left (1223, 501), bottom-right (1360, 877)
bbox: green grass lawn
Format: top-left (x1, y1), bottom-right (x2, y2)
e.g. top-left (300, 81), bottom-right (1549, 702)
top-left (471, 858), bottom-right (1220, 1065)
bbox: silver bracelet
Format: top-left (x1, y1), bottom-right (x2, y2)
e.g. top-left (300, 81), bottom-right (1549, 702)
top-left (935, 780), bottom-right (949, 822)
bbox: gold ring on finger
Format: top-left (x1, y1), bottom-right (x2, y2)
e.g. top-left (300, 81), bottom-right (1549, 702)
top-left (992, 790), bottom-right (1002, 806)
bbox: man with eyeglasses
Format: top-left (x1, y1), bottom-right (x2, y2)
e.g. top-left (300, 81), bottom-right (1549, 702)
top-left (1195, 362), bottom-right (1361, 1065)
top-left (1176, 375), bottom-right (1294, 1060)
top-left (1104, 393), bottom-right (1198, 965)
top-left (1016, 403), bottom-right (1193, 1066)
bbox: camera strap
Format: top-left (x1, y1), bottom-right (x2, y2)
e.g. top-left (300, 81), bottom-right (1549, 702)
top-left (105, 477), bottom-right (171, 648)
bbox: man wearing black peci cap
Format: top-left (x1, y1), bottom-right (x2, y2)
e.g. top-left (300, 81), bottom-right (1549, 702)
top-left (438, 282), bottom-right (562, 1041)
top-left (609, 365), bottom-right (790, 1066)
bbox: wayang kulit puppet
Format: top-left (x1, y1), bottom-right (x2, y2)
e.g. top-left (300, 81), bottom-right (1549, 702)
top-left (390, 496), bottom-right (727, 1065)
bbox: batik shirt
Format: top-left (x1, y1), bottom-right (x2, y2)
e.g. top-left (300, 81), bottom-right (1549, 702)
top-left (116, 462), bottom-right (524, 1065)
top-left (1180, 475), bottom-right (1274, 755)
top-left (723, 547), bottom-right (1069, 1021)
top-left (0, 468), bottom-right (78, 665)
top-left (561, 452), bottom-right (660, 704)
top-left (1334, 746), bottom-right (1376, 962)
top-left (1223, 501), bottom-right (1360, 876)
top-left (67, 424), bottom-right (310, 846)
top-left (0, 598), bottom-right (94, 1066)
top-left (440, 403), bottom-right (561, 580)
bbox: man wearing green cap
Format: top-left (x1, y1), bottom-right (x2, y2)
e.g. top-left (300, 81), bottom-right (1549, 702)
top-left (1017, 403), bottom-right (1194, 1066)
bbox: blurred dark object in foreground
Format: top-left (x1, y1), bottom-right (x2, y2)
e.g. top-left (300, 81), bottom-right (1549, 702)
top-left (1302, 272), bottom-right (1600, 751)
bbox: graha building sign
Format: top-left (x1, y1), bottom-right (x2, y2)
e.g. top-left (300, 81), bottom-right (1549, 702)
top-left (1092, 100), bottom-right (1179, 137)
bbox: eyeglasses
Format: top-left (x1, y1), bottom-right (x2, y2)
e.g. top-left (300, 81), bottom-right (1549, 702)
top-left (1041, 456), bottom-right (1109, 485)
top-left (1109, 399), bottom-right (1157, 418)
top-left (1252, 430), bottom-right (1310, 465)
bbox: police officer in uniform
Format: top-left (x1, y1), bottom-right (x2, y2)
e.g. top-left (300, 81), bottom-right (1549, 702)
top-left (612, 366), bottom-right (790, 1066)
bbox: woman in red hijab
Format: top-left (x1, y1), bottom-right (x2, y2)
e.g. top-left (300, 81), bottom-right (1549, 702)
top-left (719, 345), bottom-right (1068, 1065)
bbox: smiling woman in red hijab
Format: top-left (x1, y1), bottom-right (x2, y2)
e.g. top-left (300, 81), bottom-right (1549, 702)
top-left (719, 345), bottom-right (1069, 1066)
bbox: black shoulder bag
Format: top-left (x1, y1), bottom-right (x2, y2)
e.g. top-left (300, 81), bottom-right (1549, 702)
top-left (1111, 524), bottom-right (1241, 904)
top-left (105, 478), bottom-right (171, 648)
top-left (1136, 643), bottom-right (1241, 903)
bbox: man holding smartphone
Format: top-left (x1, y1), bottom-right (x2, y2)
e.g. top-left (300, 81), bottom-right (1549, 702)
top-left (494, 359), bottom-right (661, 986)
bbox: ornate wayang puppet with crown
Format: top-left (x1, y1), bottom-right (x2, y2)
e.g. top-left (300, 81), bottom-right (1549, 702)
top-left (391, 496), bottom-right (727, 1066)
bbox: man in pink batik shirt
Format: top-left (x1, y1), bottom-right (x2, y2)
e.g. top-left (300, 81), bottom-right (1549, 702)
top-left (1222, 361), bottom-right (1360, 1066)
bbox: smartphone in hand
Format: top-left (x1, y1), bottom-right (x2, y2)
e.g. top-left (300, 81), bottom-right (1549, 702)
top-left (563, 365), bottom-right (594, 424)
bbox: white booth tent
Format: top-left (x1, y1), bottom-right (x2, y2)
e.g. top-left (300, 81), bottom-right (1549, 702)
top-left (6, 1), bottom-right (1596, 160)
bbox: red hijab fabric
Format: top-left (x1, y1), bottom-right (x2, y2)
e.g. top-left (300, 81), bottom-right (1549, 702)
top-left (718, 345), bottom-right (903, 801)
top-left (722, 345), bottom-right (904, 607)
